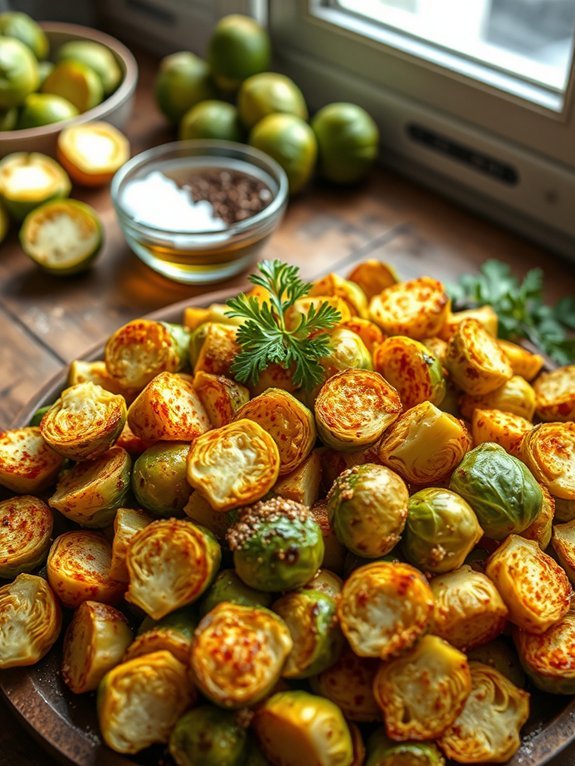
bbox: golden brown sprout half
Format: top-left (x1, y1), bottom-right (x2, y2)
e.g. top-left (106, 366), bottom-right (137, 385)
top-left (369, 276), bottom-right (450, 340)
top-left (309, 272), bottom-right (369, 318)
top-left (378, 401), bottom-right (471, 485)
top-left (67, 359), bottom-right (128, 397)
top-left (126, 519), bottom-right (221, 620)
top-left (182, 491), bottom-right (238, 542)
top-left (534, 365), bottom-right (575, 422)
top-left (193, 322), bottom-right (240, 376)
top-left (438, 662), bottom-right (529, 764)
top-left (438, 305), bottom-right (498, 341)
top-left (485, 534), bottom-right (572, 634)
top-left (0, 573), bottom-right (61, 669)
top-left (286, 296), bottom-right (352, 331)
top-left (459, 375), bottom-right (536, 422)
top-left (430, 565), bottom-right (508, 650)
top-left (520, 422), bottom-right (575, 501)
top-left (250, 362), bottom-right (298, 397)
top-left (338, 561), bottom-right (433, 660)
top-left (47, 531), bottom-right (125, 608)
top-left (115, 421), bottom-right (154, 456)
top-left (315, 369), bottom-right (401, 451)
top-left (0, 426), bottom-right (63, 494)
top-left (445, 319), bottom-right (513, 396)
top-left (373, 336), bottom-right (445, 410)
top-left (62, 601), bottom-right (132, 693)
top-left (109, 506), bottom-right (153, 582)
top-left (187, 419), bottom-right (281, 511)
top-left (0, 496), bottom-right (53, 578)
top-left (97, 650), bottom-right (193, 754)
top-left (471, 408), bottom-right (532, 456)
top-left (373, 635), bottom-right (471, 741)
top-left (310, 646), bottom-right (381, 722)
top-left (422, 336), bottom-right (448, 367)
top-left (124, 606), bottom-right (197, 666)
top-left (339, 318), bottom-right (384, 354)
top-left (190, 602), bottom-right (293, 708)
top-left (497, 339), bottom-right (544, 381)
top-left (309, 502), bottom-right (346, 574)
top-left (193, 371), bottom-right (250, 428)
top-left (347, 258), bottom-right (399, 298)
top-left (552, 520), bottom-right (575, 585)
top-left (521, 484), bottom-right (555, 550)
top-left (274, 450), bottom-right (322, 508)
top-left (183, 302), bottom-right (243, 330)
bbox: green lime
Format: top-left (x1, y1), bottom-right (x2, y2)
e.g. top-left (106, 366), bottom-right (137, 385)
top-left (238, 72), bottom-right (308, 130)
top-left (179, 100), bottom-right (244, 142)
top-left (155, 51), bottom-right (217, 125)
top-left (0, 12), bottom-right (49, 60)
top-left (208, 14), bottom-right (270, 93)
top-left (311, 102), bottom-right (379, 184)
top-left (0, 36), bottom-right (39, 108)
top-left (0, 106), bottom-right (17, 130)
top-left (56, 40), bottom-right (122, 96)
top-left (42, 60), bottom-right (103, 113)
top-left (0, 152), bottom-right (71, 221)
top-left (19, 93), bottom-right (78, 129)
top-left (249, 113), bottom-right (317, 195)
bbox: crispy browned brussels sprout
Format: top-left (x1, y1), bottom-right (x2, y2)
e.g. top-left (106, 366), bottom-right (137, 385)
top-left (0, 426), bottom-right (63, 494)
top-left (131, 441), bottom-right (191, 517)
top-left (190, 602), bottom-right (293, 708)
top-left (197, 568), bottom-right (272, 617)
top-left (471, 408), bottom-right (532, 455)
top-left (301, 568), bottom-right (344, 599)
top-left (459, 375), bottom-right (536, 421)
top-left (126, 519), bottom-right (221, 619)
top-left (310, 272), bottom-right (369, 317)
top-left (182, 491), bottom-right (239, 542)
top-left (0, 495), bottom-right (53, 578)
top-left (250, 362), bottom-right (298, 397)
top-left (310, 646), bottom-right (380, 722)
top-left (125, 606), bottom-right (197, 665)
top-left (339, 317), bottom-right (384, 353)
top-left (369, 276), bottom-right (450, 340)
top-left (520, 422), bottom-right (575, 503)
top-left (184, 302), bottom-right (243, 330)
top-left (497, 339), bottom-right (544, 381)
top-left (366, 729), bottom-right (445, 766)
top-left (521, 484), bottom-right (554, 550)
top-left (62, 601), bottom-right (132, 693)
top-left (309, 501), bottom-right (346, 574)
top-left (445, 319), bottom-right (512, 395)
top-left (373, 634), bottom-right (472, 740)
top-left (347, 258), bottom-right (399, 298)
top-left (193, 370), bottom-right (250, 427)
top-left (109, 506), bottom-right (153, 582)
top-left (193, 322), bottom-right (240, 375)
top-left (318, 327), bottom-right (373, 382)
top-left (67, 359), bottom-right (128, 396)
top-left (467, 637), bottom-right (526, 689)
top-left (169, 705), bottom-right (249, 766)
top-left (115, 420), bottom-right (154, 455)
top-left (552, 520), bottom-right (575, 584)
top-left (275, 450), bottom-right (322, 507)
top-left (373, 336), bottom-right (445, 409)
top-left (439, 305), bottom-right (498, 341)
top-left (0, 573), bottom-right (61, 669)
top-left (533, 365), bottom-right (575, 422)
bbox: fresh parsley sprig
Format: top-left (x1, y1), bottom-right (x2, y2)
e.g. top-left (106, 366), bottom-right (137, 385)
top-left (448, 260), bottom-right (575, 365)
top-left (225, 260), bottom-right (341, 390)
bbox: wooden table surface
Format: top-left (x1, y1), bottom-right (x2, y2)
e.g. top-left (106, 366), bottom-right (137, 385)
top-left (1, 43), bottom-right (575, 766)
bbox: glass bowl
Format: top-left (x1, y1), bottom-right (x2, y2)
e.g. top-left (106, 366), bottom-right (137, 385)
top-left (111, 139), bottom-right (289, 284)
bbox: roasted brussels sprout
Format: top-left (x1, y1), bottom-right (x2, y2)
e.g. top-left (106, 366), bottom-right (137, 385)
top-left (97, 650), bottom-right (193, 754)
top-left (67, 359), bottom-right (128, 396)
top-left (318, 446), bottom-right (379, 493)
top-left (190, 603), bottom-right (293, 708)
top-left (40, 382), bottom-right (126, 460)
top-left (253, 690), bottom-right (354, 766)
top-left (0, 573), bottom-right (61, 669)
top-left (169, 705), bottom-right (249, 766)
top-left (533, 365), bottom-right (575, 422)
top-left (310, 646), bottom-right (380, 722)
top-left (471, 408), bottom-right (532, 455)
top-left (47, 530), bottom-right (125, 608)
top-left (48, 446), bottom-right (131, 528)
top-left (193, 322), bottom-right (240, 375)
top-left (301, 568), bottom-right (344, 599)
top-left (467, 638), bottom-right (526, 689)
top-left (309, 272), bottom-right (369, 317)
top-left (187, 419), bottom-right (280, 511)
top-left (347, 258), bottom-right (399, 298)
top-left (115, 420), bottom-right (154, 455)
top-left (132, 441), bottom-right (191, 517)
top-left (62, 601), bottom-right (132, 693)
top-left (439, 305), bottom-right (498, 341)
top-left (0, 495), bottom-right (53, 578)
top-left (485, 534), bottom-right (571, 634)
top-left (327, 464), bottom-right (408, 558)
top-left (497, 339), bottom-right (544, 381)
top-left (197, 568), bottom-right (272, 617)
top-left (126, 519), bottom-right (221, 619)
top-left (521, 483), bottom-right (554, 549)
top-left (272, 589), bottom-right (344, 678)
top-left (275, 450), bottom-right (322, 507)
top-left (378, 402), bottom-right (471, 485)
top-left (339, 317), bottom-right (384, 353)
top-left (315, 369), bottom-right (401, 451)
top-left (459, 375), bottom-right (536, 421)
top-left (228, 497), bottom-right (324, 591)
top-left (0, 426), bottom-right (63, 494)
top-left (404, 488), bottom-right (483, 574)
top-left (286, 296), bottom-right (351, 333)
top-left (184, 302), bottom-right (243, 330)
top-left (369, 276), bottom-right (449, 340)
top-left (373, 634), bottom-right (472, 740)
top-left (449, 443), bottom-right (542, 539)
top-left (555, 496), bottom-right (575, 523)
top-left (126, 606), bottom-right (197, 665)
top-left (250, 362), bottom-right (298, 397)
top-left (520, 422), bottom-right (575, 503)
top-left (338, 561), bottom-right (433, 659)
top-left (183, 490), bottom-right (239, 542)
top-left (430, 565), bottom-right (508, 649)
top-left (309, 501), bottom-right (346, 574)
top-left (437, 662), bottom-right (529, 764)
top-left (193, 370), bottom-right (250, 427)
top-left (552, 520), bottom-right (575, 584)
top-left (445, 318), bottom-right (513, 396)
top-left (109, 506), bottom-right (153, 582)
top-left (366, 729), bottom-right (446, 766)
top-left (318, 327), bottom-right (373, 381)
top-left (373, 336), bottom-right (445, 409)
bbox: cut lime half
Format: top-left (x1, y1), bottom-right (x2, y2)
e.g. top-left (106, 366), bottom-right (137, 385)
top-left (0, 152), bottom-right (71, 221)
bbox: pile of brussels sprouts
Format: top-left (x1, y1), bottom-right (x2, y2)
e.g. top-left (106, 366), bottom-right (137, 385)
top-left (0, 258), bottom-right (574, 766)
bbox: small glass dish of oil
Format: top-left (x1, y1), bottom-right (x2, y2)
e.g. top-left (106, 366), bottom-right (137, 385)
top-left (111, 140), bottom-right (288, 284)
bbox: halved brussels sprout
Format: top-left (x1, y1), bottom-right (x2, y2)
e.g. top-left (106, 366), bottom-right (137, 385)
top-left (169, 705), bottom-right (249, 766)
top-left (404, 488), bottom-right (483, 574)
top-left (373, 634), bottom-right (471, 740)
top-left (497, 339), bottom-right (544, 381)
top-left (0, 495), bottom-right (53, 578)
top-left (339, 317), bottom-right (384, 353)
top-left (47, 530), bottom-right (125, 608)
top-left (467, 638), bottom-right (526, 689)
top-left (533, 365), bottom-right (575, 422)
top-left (0, 573), bottom-right (61, 668)
top-left (485, 534), bottom-right (571, 633)
top-left (378, 401), bottom-right (471, 485)
top-left (62, 600), bottom-right (132, 693)
top-left (115, 421), bottom-right (154, 455)
top-left (48, 446), bottom-right (131, 528)
top-left (286, 296), bottom-right (351, 332)
top-left (275, 450), bottom-right (322, 507)
top-left (315, 369), bottom-right (401, 451)
top-left (552, 520), bottom-right (575, 584)
top-left (373, 336), bottom-right (445, 409)
top-left (445, 319), bottom-right (513, 395)
top-left (40, 382), bottom-right (126, 461)
top-left (187, 419), bottom-right (280, 511)
top-left (369, 276), bottom-right (450, 340)
top-left (309, 272), bottom-right (368, 317)
top-left (422, 336), bottom-right (448, 367)
top-left (347, 258), bottom-right (399, 298)
top-left (439, 305), bottom-right (498, 341)
top-left (430, 565), bottom-right (508, 650)
top-left (310, 501), bottom-right (346, 574)
top-left (131, 441), bottom-right (191, 517)
top-left (437, 662), bottom-right (529, 764)
top-left (555, 496), bottom-right (575, 522)
top-left (318, 327), bottom-right (373, 382)
top-left (327, 464), bottom-right (408, 558)
top-left (309, 646), bottom-right (380, 722)
top-left (67, 359), bottom-right (128, 396)
top-left (184, 302), bottom-right (243, 330)
top-left (125, 606), bottom-right (197, 665)
top-left (471, 408), bottom-right (532, 456)
top-left (521, 484), bottom-right (554, 550)
top-left (253, 690), bottom-right (354, 766)
top-left (459, 375), bottom-right (536, 421)
top-left (250, 362), bottom-right (298, 397)
top-left (338, 561), bottom-right (433, 659)
top-left (109, 506), bottom-right (153, 582)
top-left (449, 442), bottom-right (542, 539)
top-left (197, 568), bottom-right (272, 617)
top-left (521, 422), bottom-right (575, 502)
top-left (193, 370), bottom-right (250, 427)
top-left (301, 568), bottom-right (344, 599)
top-left (0, 426), bottom-right (63, 493)
top-left (127, 371), bottom-right (211, 442)
top-left (366, 729), bottom-right (446, 766)
top-left (97, 650), bottom-right (193, 754)
top-left (193, 322), bottom-right (240, 375)
top-left (272, 589), bottom-right (344, 678)
top-left (126, 519), bottom-right (221, 619)
top-left (183, 490), bottom-right (239, 542)
top-left (236, 388), bottom-right (316, 475)
top-left (190, 602), bottom-right (293, 708)
top-left (228, 497), bottom-right (324, 591)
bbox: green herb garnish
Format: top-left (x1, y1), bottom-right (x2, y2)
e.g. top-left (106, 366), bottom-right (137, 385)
top-left (448, 260), bottom-right (575, 365)
top-left (225, 260), bottom-right (341, 389)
